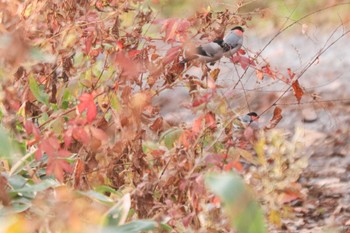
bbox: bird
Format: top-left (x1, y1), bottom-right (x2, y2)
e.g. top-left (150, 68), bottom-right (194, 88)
top-left (223, 26), bottom-right (244, 57)
top-left (232, 112), bottom-right (260, 144)
top-left (181, 26), bottom-right (244, 65)
top-left (237, 112), bottom-right (259, 129)
top-left (181, 39), bottom-right (225, 65)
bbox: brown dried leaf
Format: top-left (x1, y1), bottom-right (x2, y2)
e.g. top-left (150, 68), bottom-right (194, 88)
top-left (150, 117), bottom-right (163, 133)
top-left (264, 107), bottom-right (283, 130)
top-left (292, 80), bottom-right (304, 104)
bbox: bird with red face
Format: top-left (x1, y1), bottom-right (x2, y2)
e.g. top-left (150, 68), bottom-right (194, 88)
top-left (223, 26), bottom-right (244, 57)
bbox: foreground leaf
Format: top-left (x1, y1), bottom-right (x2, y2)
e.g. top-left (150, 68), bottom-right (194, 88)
top-left (0, 127), bottom-right (16, 159)
top-left (205, 172), bottom-right (266, 233)
top-left (28, 76), bottom-right (49, 106)
top-left (102, 220), bottom-right (157, 233)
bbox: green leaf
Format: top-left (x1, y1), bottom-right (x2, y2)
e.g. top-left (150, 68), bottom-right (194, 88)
top-left (79, 190), bottom-right (114, 203)
top-left (160, 223), bottom-right (173, 231)
top-left (160, 128), bottom-right (183, 149)
top-left (0, 126), bottom-right (16, 159)
top-left (110, 93), bottom-right (121, 112)
top-left (102, 220), bottom-right (157, 233)
top-left (94, 185), bottom-right (118, 195)
top-left (29, 48), bottom-right (56, 63)
top-left (205, 172), bottom-right (266, 233)
top-left (28, 75), bottom-right (49, 105)
top-left (103, 193), bottom-right (130, 226)
top-left (11, 179), bottom-right (59, 193)
top-left (9, 198), bottom-right (32, 214)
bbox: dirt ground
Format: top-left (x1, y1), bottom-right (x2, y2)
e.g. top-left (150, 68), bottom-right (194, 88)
top-left (155, 26), bottom-right (350, 232)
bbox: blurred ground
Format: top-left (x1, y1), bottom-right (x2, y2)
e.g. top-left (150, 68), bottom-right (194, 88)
top-left (154, 25), bottom-right (350, 232)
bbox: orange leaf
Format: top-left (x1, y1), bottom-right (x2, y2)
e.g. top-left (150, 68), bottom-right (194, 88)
top-left (179, 130), bottom-right (194, 148)
top-left (224, 161), bottom-right (243, 172)
top-left (210, 68), bottom-right (220, 81)
top-left (292, 80), bottom-right (304, 104)
top-left (280, 190), bottom-right (301, 204)
top-left (192, 115), bottom-right (204, 134)
top-left (73, 159), bottom-right (84, 189)
top-left (256, 70), bottom-right (264, 80)
top-left (264, 107), bottom-right (283, 130)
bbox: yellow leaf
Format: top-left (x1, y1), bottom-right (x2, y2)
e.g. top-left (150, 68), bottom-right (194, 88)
top-left (268, 209), bottom-right (282, 227)
top-left (210, 68), bottom-right (220, 81)
top-left (254, 137), bottom-right (267, 166)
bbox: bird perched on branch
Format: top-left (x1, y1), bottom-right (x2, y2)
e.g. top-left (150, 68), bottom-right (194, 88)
top-left (232, 112), bottom-right (259, 147)
top-left (234, 112), bottom-right (259, 130)
top-left (181, 26), bottom-right (244, 65)
top-left (223, 26), bottom-right (244, 57)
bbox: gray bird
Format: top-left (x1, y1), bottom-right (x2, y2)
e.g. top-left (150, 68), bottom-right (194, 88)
top-left (234, 112), bottom-right (259, 130)
top-left (181, 39), bottom-right (225, 65)
top-left (223, 26), bottom-right (244, 57)
top-left (181, 26), bottom-right (244, 65)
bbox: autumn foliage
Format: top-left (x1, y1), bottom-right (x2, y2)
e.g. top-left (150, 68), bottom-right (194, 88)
top-left (0, 0), bottom-right (337, 232)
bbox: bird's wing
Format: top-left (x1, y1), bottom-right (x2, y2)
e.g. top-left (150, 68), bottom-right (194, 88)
top-left (196, 42), bottom-right (223, 57)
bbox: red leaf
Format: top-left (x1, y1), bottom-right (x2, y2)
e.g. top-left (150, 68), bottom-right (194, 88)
top-left (78, 93), bottom-right (97, 123)
top-left (230, 55), bottom-right (255, 70)
top-left (73, 126), bottom-right (90, 144)
top-left (65, 118), bottom-right (90, 146)
top-left (84, 34), bottom-right (94, 55)
top-left (24, 120), bottom-right (41, 146)
top-left (192, 93), bottom-right (211, 107)
top-left (35, 135), bottom-right (73, 181)
top-left (292, 80), bottom-right (304, 104)
top-left (238, 49), bottom-right (246, 55)
top-left (47, 157), bottom-right (73, 182)
top-left (116, 41), bottom-right (123, 50)
top-left (205, 112), bottom-right (216, 130)
top-left (154, 18), bottom-right (190, 42)
top-left (261, 64), bottom-right (277, 80)
top-left (163, 46), bottom-right (182, 65)
top-left (64, 128), bottom-right (73, 148)
top-left (287, 68), bottom-right (295, 80)
top-left (115, 52), bottom-right (142, 78)
top-left (128, 49), bottom-right (142, 58)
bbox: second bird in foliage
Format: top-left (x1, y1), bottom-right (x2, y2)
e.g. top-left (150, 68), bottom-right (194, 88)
top-left (181, 26), bottom-right (244, 65)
